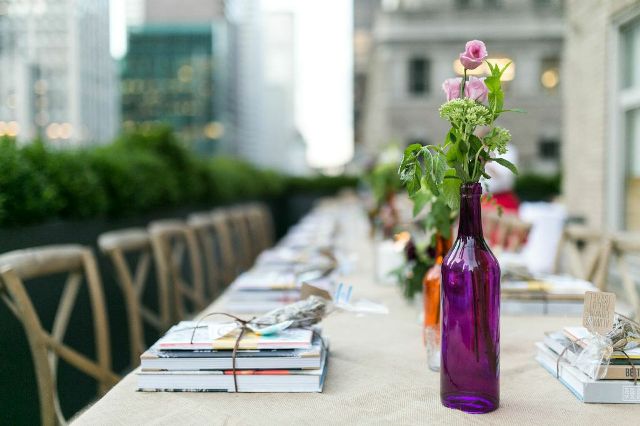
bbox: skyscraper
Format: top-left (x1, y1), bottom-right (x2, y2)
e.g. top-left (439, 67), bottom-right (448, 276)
top-left (120, 0), bottom-right (227, 153)
top-left (0, 0), bottom-right (118, 144)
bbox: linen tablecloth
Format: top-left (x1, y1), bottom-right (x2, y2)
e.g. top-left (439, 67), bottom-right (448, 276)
top-left (74, 209), bottom-right (640, 425)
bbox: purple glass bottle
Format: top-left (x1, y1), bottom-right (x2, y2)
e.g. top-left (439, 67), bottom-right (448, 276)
top-left (440, 182), bottom-right (500, 413)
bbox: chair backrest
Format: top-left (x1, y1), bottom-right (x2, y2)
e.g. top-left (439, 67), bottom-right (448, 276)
top-left (483, 211), bottom-right (501, 247)
top-left (246, 203), bottom-right (275, 255)
top-left (607, 233), bottom-right (640, 318)
top-left (187, 213), bottom-right (223, 300)
top-left (98, 228), bottom-right (168, 367)
top-left (0, 245), bottom-right (120, 426)
top-left (225, 207), bottom-right (254, 271)
top-left (553, 224), bottom-right (610, 285)
top-left (148, 220), bottom-right (206, 322)
top-left (210, 210), bottom-right (239, 286)
top-left (503, 215), bottom-right (532, 252)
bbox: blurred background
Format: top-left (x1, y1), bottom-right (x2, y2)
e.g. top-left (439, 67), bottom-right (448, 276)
top-left (1, 0), bottom-right (640, 423)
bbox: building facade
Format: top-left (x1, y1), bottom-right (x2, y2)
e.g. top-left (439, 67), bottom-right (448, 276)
top-left (564, 0), bottom-right (640, 231)
top-left (121, 0), bottom-right (227, 153)
top-left (120, 24), bottom-right (226, 153)
top-left (360, 0), bottom-right (564, 173)
top-left (0, 0), bottom-right (118, 144)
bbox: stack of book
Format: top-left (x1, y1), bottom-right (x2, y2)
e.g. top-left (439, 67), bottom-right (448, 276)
top-left (221, 212), bottom-right (338, 314)
top-left (502, 274), bottom-right (598, 315)
top-left (137, 321), bottom-right (328, 392)
top-left (536, 326), bottom-right (640, 403)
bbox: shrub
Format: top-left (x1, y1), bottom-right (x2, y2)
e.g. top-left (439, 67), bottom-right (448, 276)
top-left (22, 141), bottom-right (108, 219)
top-left (0, 138), bottom-right (59, 225)
top-left (116, 125), bottom-right (205, 202)
top-left (0, 127), bottom-right (359, 226)
top-left (286, 175), bottom-right (359, 194)
top-left (514, 173), bottom-right (561, 202)
top-left (88, 144), bottom-right (181, 216)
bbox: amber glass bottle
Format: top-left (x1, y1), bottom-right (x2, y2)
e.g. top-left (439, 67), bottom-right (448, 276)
top-left (423, 233), bottom-right (452, 371)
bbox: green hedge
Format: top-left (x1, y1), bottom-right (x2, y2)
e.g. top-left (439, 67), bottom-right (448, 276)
top-left (514, 173), bottom-right (561, 202)
top-left (0, 127), bottom-right (357, 227)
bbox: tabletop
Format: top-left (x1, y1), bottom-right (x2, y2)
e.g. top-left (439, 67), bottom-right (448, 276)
top-left (74, 202), bottom-right (640, 425)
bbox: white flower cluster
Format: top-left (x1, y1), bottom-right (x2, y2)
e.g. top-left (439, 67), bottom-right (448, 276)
top-left (438, 98), bottom-right (492, 130)
top-left (484, 127), bottom-right (511, 155)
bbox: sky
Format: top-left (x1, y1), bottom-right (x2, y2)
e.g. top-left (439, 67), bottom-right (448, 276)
top-left (108, 0), bottom-right (354, 170)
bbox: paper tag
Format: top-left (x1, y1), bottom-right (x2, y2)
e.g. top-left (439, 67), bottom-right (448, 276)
top-left (300, 283), bottom-right (333, 301)
top-left (583, 291), bottom-right (616, 335)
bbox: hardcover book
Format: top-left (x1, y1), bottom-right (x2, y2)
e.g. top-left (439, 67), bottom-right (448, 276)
top-left (157, 322), bottom-right (314, 351)
top-left (141, 337), bottom-right (324, 371)
top-left (536, 342), bottom-right (640, 403)
top-left (137, 348), bottom-right (328, 393)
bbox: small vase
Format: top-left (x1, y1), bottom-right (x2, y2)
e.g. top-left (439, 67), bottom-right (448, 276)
top-left (440, 182), bottom-right (500, 414)
top-left (422, 233), bottom-right (451, 372)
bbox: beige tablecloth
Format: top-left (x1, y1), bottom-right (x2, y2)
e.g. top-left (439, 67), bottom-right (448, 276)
top-left (74, 217), bottom-right (640, 425)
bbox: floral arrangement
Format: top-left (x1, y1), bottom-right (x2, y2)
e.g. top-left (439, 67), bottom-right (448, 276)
top-left (398, 40), bottom-right (520, 211)
top-left (364, 148), bottom-right (404, 238)
top-left (391, 236), bottom-right (435, 300)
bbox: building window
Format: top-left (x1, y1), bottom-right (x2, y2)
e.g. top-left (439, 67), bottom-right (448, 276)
top-left (408, 57), bottom-right (430, 95)
top-left (538, 138), bottom-right (559, 160)
top-left (619, 16), bottom-right (640, 230)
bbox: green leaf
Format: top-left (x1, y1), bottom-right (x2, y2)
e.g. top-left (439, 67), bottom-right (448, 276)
top-left (432, 151), bottom-right (447, 185)
top-left (447, 129), bottom-right (457, 144)
top-left (458, 138), bottom-right (469, 154)
top-left (442, 169), bottom-right (462, 210)
top-left (498, 108), bottom-right (526, 114)
top-left (446, 143), bottom-right (460, 167)
top-left (410, 183), bottom-right (432, 217)
top-left (398, 145), bottom-right (423, 197)
top-left (492, 157), bottom-right (519, 175)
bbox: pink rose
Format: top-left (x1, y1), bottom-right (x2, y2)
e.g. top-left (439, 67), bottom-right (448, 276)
top-left (442, 77), bottom-right (462, 101)
top-left (464, 76), bottom-right (488, 102)
top-left (459, 40), bottom-right (488, 70)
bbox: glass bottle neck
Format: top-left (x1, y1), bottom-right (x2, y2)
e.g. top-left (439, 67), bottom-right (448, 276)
top-left (457, 182), bottom-right (483, 238)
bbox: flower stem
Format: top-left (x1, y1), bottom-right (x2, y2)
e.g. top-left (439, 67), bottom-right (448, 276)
top-left (460, 69), bottom-right (467, 98)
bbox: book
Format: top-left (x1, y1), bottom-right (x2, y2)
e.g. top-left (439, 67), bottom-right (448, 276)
top-left (563, 326), bottom-right (640, 360)
top-left (536, 342), bottom-right (640, 403)
top-left (543, 332), bottom-right (640, 380)
top-left (502, 300), bottom-right (584, 316)
top-left (137, 348), bottom-right (328, 393)
top-left (157, 322), bottom-right (314, 351)
top-left (141, 337), bottom-right (324, 371)
top-left (233, 271), bottom-right (297, 291)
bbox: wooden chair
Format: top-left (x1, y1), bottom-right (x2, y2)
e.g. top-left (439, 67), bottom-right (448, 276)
top-left (99, 228), bottom-right (169, 367)
top-left (605, 233), bottom-right (640, 318)
top-left (187, 213), bottom-right (223, 300)
top-left (503, 215), bottom-right (532, 252)
top-left (483, 211), bottom-right (501, 247)
top-left (0, 245), bottom-right (120, 426)
top-left (148, 220), bottom-right (206, 322)
top-left (553, 224), bottom-right (610, 286)
top-left (248, 203), bottom-right (275, 254)
top-left (225, 207), bottom-right (255, 271)
top-left (210, 210), bottom-right (240, 286)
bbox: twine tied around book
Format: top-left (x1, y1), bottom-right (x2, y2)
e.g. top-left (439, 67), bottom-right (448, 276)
top-left (556, 313), bottom-right (640, 384)
top-left (188, 308), bottom-right (327, 393)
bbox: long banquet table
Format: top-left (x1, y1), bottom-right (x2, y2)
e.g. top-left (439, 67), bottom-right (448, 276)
top-left (74, 199), bottom-right (639, 425)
